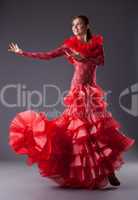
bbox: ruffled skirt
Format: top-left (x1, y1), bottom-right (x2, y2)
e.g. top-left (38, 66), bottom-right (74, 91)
top-left (9, 83), bottom-right (135, 189)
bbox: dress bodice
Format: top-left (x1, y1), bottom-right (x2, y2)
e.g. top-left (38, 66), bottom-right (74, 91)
top-left (70, 60), bottom-right (97, 89)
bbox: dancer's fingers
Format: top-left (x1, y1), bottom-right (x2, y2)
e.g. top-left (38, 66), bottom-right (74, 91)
top-left (8, 43), bottom-right (17, 52)
top-left (11, 42), bottom-right (15, 47)
top-left (15, 43), bottom-right (19, 51)
top-left (9, 44), bottom-right (12, 49)
top-left (8, 44), bottom-right (14, 51)
top-left (15, 44), bottom-right (18, 48)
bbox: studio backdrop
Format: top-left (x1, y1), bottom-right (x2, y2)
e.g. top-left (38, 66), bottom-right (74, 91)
top-left (0, 0), bottom-right (137, 161)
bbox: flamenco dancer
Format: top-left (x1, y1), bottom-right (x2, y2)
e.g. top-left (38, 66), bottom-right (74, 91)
top-left (8, 15), bottom-right (135, 189)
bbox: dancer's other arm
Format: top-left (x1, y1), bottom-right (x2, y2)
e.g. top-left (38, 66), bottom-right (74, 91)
top-left (8, 42), bottom-right (67, 60)
top-left (65, 46), bottom-right (105, 66)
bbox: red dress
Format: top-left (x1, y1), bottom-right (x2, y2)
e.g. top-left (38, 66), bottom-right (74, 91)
top-left (9, 34), bottom-right (135, 189)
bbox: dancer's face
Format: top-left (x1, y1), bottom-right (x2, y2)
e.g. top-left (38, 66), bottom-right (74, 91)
top-left (72, 18), bottom-right (88, 36)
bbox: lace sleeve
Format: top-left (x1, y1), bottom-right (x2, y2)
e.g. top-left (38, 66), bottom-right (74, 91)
top-left (16, 44), bottom-right (67, 60)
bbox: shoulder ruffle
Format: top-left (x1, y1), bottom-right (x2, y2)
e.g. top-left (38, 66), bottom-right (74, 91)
top-left (94, 34), bottom-right (103, 46)
top-left (63, 34), bottom-right (104, 57)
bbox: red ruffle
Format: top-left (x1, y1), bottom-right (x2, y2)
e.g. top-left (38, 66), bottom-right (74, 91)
top-left (9, 110), bottom-right (73, 169)
top-left (9, 83), bottom-right (135, 189)
top-left (9, 111), bottom-right (49, 164)
top-left (63, 84), bottom-right (108, 124)
top-left (63, 34), bottom-right (103, 58)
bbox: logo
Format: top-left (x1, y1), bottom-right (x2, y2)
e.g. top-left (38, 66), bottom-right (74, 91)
top-left (119, 83), bottom-right (138, 117)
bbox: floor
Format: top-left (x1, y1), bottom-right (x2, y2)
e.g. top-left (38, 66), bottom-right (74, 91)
top-left (0, 161), bottom-right (138, 200)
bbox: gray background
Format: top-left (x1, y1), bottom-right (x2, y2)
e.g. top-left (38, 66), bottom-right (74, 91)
top-left (0, 0), bottom-right (137, 162)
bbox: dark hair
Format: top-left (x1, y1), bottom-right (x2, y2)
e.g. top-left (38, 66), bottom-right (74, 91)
top-left (72, 15), bottom-right (92, 42)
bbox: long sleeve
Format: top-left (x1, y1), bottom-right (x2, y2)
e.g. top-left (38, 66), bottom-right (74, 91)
top-left (16, 44), bottom-right (66, 60)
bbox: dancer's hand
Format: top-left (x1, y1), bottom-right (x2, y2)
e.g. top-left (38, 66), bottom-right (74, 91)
top-left (8, 42), bottom-right (23, 53)
top-left (65, 48), bottom-right (85, 61)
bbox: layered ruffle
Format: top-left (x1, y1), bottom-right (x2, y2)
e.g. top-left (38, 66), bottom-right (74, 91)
top-left (63, 34), bottom-right (104, 64)
top-left (64, 34), bottom-right (103, 57)
top-left (63, 83), bottom-right (108, 123)
top-left (9, 110), bottom-right (73, 168)
top-left (9, 111), bottom-right (47, 164)
top-left (61, 115), bottom-right (134, 188)
top-left (9, 83), bottom-right (135, 189)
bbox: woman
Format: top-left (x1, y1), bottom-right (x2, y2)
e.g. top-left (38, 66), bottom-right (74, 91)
top-left (8, 15), bottom-right (135, 189)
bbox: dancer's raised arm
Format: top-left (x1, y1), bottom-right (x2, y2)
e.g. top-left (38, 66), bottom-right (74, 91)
top-left (8, 42), bottom-right (67, 60)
